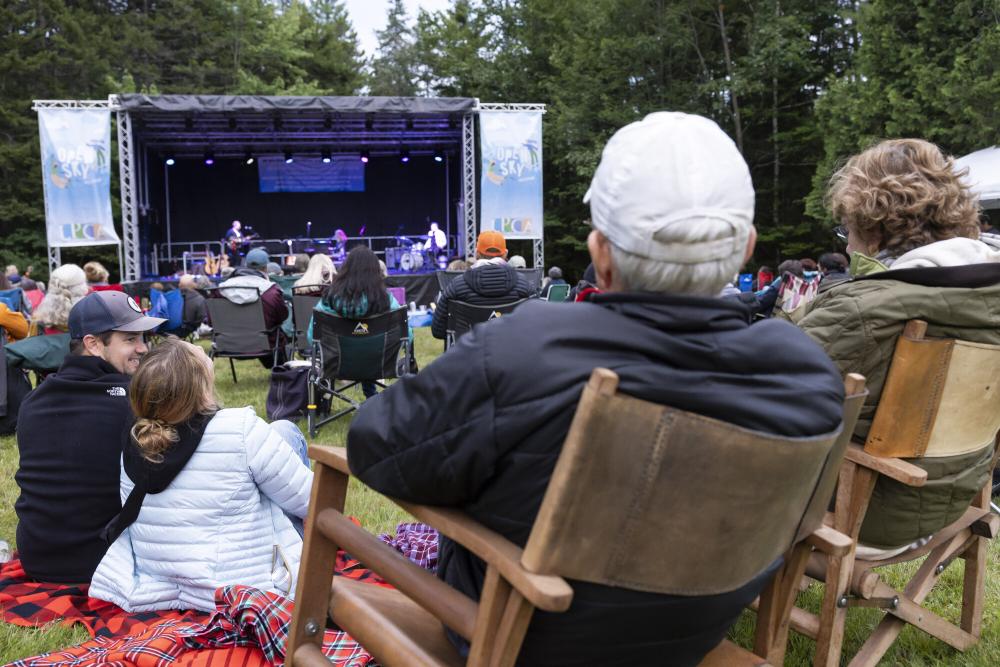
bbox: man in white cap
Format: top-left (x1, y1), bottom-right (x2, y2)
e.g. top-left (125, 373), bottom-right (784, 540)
top-left (345, 112), bottom-right (844, 663)
top-left (14, 291), bottom-right (164, 583)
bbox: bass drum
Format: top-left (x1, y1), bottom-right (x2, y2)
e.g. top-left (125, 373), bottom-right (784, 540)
top-left (399, 251), bottom-right (424, 272)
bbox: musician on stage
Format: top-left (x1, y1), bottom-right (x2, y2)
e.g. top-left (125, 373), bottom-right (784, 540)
top-left (426, 222), bottom-right (447, 254)
top-left (224, 220), bottom-right (243, 266)
top-left (331, 228), bottom-right (349, 261)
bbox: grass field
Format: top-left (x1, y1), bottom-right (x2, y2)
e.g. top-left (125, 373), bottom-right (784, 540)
top-left (1, 327), bottom-right (997, 664)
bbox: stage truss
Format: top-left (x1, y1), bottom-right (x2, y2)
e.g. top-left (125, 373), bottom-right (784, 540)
top-left (33, 97), bottom-right (548, 279)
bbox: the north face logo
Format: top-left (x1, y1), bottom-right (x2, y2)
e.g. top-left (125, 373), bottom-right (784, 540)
top-left (488, 311), bottom-right (503, 320)
top-left (353, 322), bottom-right (369, 335)
top-left (106, 387), bottom-right (126, 397)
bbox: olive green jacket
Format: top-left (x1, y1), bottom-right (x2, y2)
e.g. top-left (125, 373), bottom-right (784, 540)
top-left (797, 237), bottom-right (1000, 547)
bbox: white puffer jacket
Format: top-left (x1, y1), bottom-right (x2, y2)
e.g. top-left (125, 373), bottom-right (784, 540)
top-left (89, 407), bottom-right (313, 612)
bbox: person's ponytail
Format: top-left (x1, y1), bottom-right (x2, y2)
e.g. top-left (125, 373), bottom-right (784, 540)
top-left (131, 418), bottom-right (179, 463)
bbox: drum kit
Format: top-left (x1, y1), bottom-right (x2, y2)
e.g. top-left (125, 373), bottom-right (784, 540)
top-left (387, 237), bottom-right (444, 272)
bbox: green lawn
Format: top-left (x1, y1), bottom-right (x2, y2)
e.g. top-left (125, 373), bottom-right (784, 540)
top-left (1, 327), bottom-right (997, 664)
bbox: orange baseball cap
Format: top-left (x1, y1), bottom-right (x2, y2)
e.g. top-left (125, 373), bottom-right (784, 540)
top-left (476, 230), bottom-right (507, 257)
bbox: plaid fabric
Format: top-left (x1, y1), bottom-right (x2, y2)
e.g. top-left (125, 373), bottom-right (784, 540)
top-left (379, 522), bottom-right (439, 572)
top-left (0, 558), bottom-right (206, 639)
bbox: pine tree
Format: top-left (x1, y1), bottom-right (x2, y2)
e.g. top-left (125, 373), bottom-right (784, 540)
top-left (369, 0), bottom-right (419, 96)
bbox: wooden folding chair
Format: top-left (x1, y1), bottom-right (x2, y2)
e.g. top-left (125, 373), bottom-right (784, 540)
top-left (287, 368), bottom-right (862, 667)
top-left (788, 320), bottom-right (1000, 667)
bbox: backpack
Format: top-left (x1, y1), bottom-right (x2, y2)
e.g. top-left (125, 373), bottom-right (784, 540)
top-left (266, 362), bottom-right (311, 421)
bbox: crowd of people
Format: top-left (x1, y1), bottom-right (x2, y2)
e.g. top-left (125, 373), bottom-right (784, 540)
top-left (2, 110), bottom-right (1000, 665)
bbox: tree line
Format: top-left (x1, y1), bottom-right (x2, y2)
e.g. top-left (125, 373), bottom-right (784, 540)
top-left (1, 0), bottom-right (997, 281)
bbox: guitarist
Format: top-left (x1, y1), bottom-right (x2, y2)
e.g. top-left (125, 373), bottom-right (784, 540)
top-left (224, 220), bottom-right (243, 267)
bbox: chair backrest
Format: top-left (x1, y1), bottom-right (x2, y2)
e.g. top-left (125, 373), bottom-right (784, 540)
top-left (447, 299), bottom-right (527, 341)
top-left (865, 319), bottom-right (1000, 459)
top-left (292, 293), bottom-right (323, 353)
top-left (387, 286), bottom-right (407, 307)
top-left (206, 289), bottom-right (271, 356)
top-left (521, 368), bottom-right (847, 596)
top-left (544, 283), bottom-right (570, 302)
top-left (436, 270), bottom-right (464, 293)
top-left (516, 267), bottom-right (543, 293)
top-left (312, 307), bottom-right (408, 382)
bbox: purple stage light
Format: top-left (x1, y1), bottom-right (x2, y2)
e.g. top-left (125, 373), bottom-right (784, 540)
top-left (360, 150), bottom-right (370, 163)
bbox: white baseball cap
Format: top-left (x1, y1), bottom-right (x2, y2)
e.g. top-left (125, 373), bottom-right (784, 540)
top-left (584, 111), bottom-right (755, 264)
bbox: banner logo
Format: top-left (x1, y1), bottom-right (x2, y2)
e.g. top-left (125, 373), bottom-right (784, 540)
top-left (38, 109), bottom-right (119, 248)
top-left (479, 111), bottom-right (543, 240)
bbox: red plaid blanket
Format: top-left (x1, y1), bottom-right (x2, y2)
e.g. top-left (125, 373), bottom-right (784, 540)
top-left (2, 550), bottom-right (388, 667)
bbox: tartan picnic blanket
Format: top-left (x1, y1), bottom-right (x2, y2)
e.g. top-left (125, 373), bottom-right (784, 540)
top-left (1, 550), bottom-right (389, 667)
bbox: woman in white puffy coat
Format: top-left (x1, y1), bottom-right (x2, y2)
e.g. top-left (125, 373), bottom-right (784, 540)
top-left (89, 338), bottom-right (314, 612)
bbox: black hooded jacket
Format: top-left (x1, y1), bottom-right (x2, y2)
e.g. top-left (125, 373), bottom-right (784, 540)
top-left (431, 261), bottom-right (534, 339)
top-left (15, 355), bottom-right (131, 583)
top-left (348, 292), bottom-right (844, 666)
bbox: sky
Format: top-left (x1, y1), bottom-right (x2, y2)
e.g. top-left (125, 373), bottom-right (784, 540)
top-left (342, 0), bottom-right (453, 59)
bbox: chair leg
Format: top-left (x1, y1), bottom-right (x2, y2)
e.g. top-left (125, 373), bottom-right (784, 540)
top-left (962, 484), bottom-right (992, 636)
top-left (488, 588), bottom-right (535, 667)
top-left (307, 380), bottom-right (316, 439)
top-left (754, 541), bottom-right (811, 664)
top-left (229, 357), bottom-right (237, 383)
top-left (287, 463), bottom-right (350, 666)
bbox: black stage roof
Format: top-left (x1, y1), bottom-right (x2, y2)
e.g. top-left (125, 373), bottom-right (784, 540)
top-left (118, 94), bottom-right (475, 160)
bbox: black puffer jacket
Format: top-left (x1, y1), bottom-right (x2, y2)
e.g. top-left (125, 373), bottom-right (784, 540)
top-left (431, 262), bottom-right (534, 339)
top-left (349, 292), bottom-right (844, 666)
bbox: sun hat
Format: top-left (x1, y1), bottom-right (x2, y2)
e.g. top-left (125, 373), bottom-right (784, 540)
top-left (583, 111), bottom-right (754, 265)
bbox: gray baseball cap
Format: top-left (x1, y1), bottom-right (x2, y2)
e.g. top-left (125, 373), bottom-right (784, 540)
top-left (68, 291), bottom-right (166, 338)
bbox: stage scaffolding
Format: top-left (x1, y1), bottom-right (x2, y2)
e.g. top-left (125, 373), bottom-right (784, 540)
top-left (33, 96), bottom-right (547, 280)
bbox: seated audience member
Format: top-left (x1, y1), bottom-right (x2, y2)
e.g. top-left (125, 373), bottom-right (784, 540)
top-left (292, 253), bottom-right (311, 275)
top-left (430, 231), bottom-right (533, 339)
top-left (173, 274), bottom-right (207, 337)
top-left (818, 252), bottom-right (850, 290)
top-left (31, 264), bottom-right (89, 335)
top-left (797, 138), bottom-right (1000, 559)
top-left (84, 261), bottom-right (110, 287)
top-left (308, 246), bottom-right (408, 398)
top-left (5, 264), bottom-right (19, 282)
top-left (89, 338), bottom-right (312, 612)
top-left (347, 112), bottom-right (844, 665)
top-left (293, 253), bottom-right (335, 295)
top-left (446, 258), bottom-right (470, 272)
top-left (569, 262), bottom-right (599, 302)
top-left (217, 248), bottom-right (288, 365)
top-left (540, 265), bottom-right (566, 294)
top-left (14, 291), bottom-right (164, 583)
top-left (0, 273), bottom-right (28, 341)
top-left (266, 261), bottom-right (283, 277)
top-left (507, 254), bottom-right (527, 269)
top-left (980, 212), bottom-right (1000, 237)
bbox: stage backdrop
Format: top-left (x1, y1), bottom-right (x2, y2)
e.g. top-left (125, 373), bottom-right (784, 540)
top-left (37, 108), bottom-right (120, 247)
top-left (479, 111), bottom-right (543, 240)
top-left (154, 155), bottom-right (457, 245)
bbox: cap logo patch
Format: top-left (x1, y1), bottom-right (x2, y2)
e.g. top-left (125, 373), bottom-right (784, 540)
top-left (127, 296), bottom-right (142, 313)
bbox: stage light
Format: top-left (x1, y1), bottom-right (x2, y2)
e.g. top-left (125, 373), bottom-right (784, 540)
top-left (244, 150), bottom-right (254, 165)
top-left (434, 151), bottom-right (444, 163)
top-left (365, 115), bottom-right (374, 130)
top-left (284, 150), bottom-right (294, 164)
top-left (405, 117), bottom-right (414, 131)
top-left (360, 150), bottom-right (370, 164)
top-left (204, 150), bottom-right (214, 166)
top-left (228, 117), bottom-right (237, 130)
top-left (165, 156), bottom-right (175, 166)
top-left (400, 150), bottom-right (410, 163)
top-left (323, 116), bottom-right (333, 129)
top-left (321, 149), bottom-right (332, 164)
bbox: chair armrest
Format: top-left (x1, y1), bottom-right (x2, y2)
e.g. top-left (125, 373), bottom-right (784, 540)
top-left (306, 444), bottom-right (573, 613)
top-left (806, 524), bottom-right (853, 557)
top-left (844, 443), bottom-right (927, 487)
top-left (309, 445), bottom-right (351, 475)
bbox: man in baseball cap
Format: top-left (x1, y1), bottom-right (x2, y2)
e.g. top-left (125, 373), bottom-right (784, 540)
top-left (430, 229), bottom-right (533, 340)
top-left (345, 112), bottom-right (844, 664)
top-left (14, 289), bottom-right (164, 584)
top-left (217, 246), bottom-right (288, 367)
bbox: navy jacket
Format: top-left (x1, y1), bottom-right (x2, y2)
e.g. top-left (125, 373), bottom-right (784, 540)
top-left (15, 355), bottom-right (131, 583)
top-left (431, 262), bottom-right (534, 339)
top-left (348, 292), bottom-right (844, 666)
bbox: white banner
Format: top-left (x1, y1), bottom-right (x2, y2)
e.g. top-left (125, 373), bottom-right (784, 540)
top-left (479, 111), bottom-right (543, 239)
top-left (38, 108), bottom-right (120, 247)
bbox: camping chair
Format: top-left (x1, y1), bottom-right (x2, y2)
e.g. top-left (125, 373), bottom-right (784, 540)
top-left (306, 307), bottom-right (410, 438)
top-left (286, 369), bottom-right (866, 667)
top-left (515, 267), bottom-right (543, 293)
top-left (291, 289), bottom-right (323, 358)
top-left (205, 288), bottom-right (283, 383)
top-left (787, 320), bottom-right (1000, 667)
top-left (445, 299), bottom-right (527, 350)
top-left (435, 270), bottom-right (464, 293)
top-left (542, 283), bottom-right (570, 302)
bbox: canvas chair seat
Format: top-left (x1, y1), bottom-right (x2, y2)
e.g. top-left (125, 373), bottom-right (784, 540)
top-left (444, 298), bottom-right (527, 349)
top-left (306, 307), bottom-right (410, 437)
top-left (205, 288), bottom-right (283, 383)
top-left (287, 369), bottom-right (867, 667)
top-left (291, 290), bottom-right (323, 357)
top-left (782, 320), bottom-right (1000, 667)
